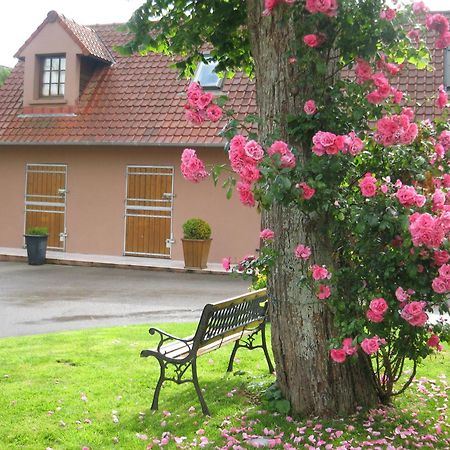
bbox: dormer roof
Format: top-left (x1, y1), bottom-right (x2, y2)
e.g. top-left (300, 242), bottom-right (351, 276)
top-left (14, 10), bottom-right (114, 64)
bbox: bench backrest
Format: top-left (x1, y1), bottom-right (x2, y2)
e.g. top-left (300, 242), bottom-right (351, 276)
top-left (193, 289), bottom-right (268, 350)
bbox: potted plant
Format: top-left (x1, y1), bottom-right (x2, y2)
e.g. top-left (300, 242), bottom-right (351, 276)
top-left (24, 227), bottom-right (49, 265)
top-left (181, 218), bottom-right (212, 269)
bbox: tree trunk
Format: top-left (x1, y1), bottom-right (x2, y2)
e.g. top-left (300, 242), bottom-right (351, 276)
top-left (247, 1), bottom-right (380, 416)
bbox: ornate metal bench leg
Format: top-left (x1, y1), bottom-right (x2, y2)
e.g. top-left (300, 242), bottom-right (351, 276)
top-left (261, 327), bottom-right (274, 373)
top-left (192, 359), bottom-right (210, 415)
top-left (227, 340), bottom-right (240, 373)
top-left (151, 359), bottom-right (166, 410)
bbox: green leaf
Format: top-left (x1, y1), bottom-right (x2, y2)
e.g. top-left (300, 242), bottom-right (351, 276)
top-left (275, 399), bottom-right (291, 414)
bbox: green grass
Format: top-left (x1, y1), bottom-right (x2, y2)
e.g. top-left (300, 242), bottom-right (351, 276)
top-left (0, 324), bottom-right (448, 449)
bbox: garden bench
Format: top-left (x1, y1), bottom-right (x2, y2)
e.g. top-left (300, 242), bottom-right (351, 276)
top-left (140, 288), bottom-right (274, 415)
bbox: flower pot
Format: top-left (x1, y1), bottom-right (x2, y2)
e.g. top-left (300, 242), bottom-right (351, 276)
top-left (182, 239), bottom-right (212, 269)
top-left (24, 234), bottom-right (48, 265)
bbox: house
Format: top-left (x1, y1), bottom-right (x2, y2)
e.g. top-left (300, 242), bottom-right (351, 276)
top-left (0, 11), bottom-right (448, 264)
top-left (0, 11), bottom-right (259, 263)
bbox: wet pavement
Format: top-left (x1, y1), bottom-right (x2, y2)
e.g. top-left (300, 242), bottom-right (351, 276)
top-left (0, 261), bottom-right (249, 338)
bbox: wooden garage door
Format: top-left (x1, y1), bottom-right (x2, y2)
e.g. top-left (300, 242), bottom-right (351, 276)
top-left (25, 164), bottom-right (67, 250)
top-left (124, 166), bottom-right (174, 258)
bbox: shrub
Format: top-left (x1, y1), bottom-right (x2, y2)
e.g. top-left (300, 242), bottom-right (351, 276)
top-left (182, 218), bottom-right (211, 240)
top-left (26, 227), bottom-right (48, 236)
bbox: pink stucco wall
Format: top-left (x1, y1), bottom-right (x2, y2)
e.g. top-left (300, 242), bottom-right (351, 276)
top-left (0, 145), bottom-right (260, 263)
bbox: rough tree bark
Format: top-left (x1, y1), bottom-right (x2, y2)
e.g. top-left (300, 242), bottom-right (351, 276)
top-left (247, 1), bottom-right (380, 416)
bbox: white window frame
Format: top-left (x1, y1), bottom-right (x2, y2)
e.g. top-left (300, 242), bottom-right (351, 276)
top-left (193, 56), bottom-right (223, 90)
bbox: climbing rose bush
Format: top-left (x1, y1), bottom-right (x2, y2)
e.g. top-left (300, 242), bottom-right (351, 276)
top-left (180, 0), bottom-right (450, 402)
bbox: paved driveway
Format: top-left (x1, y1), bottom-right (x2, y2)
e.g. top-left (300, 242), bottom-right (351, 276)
top-left (0, 261), bottom-right (249, 338)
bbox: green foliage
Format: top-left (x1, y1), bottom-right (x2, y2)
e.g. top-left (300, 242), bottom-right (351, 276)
top-left (26, 227), bottom-right (48, 236)
top-left (0, 66), bottom-right (10, 86)
top-left (118, 0), bottom-right (252, 77)
top-left (182, 218), bottom-right (211, 240)
top-left (264, 383), bottom-right (291, 414)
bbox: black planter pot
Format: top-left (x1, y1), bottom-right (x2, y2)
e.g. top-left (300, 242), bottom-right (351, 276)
top-left (24, 234), bottom-right (48, 265)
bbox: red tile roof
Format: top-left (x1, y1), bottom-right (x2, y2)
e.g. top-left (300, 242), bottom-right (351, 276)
top-left (0, 12), bottom-right (447, 147)
top-left (0, 16), bottom-right (255, 147)
top-left (15, 11), bottom-right (114, 63)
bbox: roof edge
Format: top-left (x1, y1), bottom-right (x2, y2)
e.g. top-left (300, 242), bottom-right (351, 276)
top-left (0, 141), bottom-right (225, 148)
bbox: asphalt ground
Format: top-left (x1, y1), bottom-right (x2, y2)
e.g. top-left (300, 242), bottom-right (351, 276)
top-left (0, 261), bottom-right (249, 338)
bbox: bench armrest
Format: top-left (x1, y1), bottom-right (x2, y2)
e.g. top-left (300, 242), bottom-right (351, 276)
top-left (148, 327), bottom-right (193, 353)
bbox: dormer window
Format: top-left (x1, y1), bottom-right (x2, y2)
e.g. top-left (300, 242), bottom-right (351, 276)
top-left (194, 56), bottom-right (223, 90)
top-left (41, 55), bottom-right (66, 97)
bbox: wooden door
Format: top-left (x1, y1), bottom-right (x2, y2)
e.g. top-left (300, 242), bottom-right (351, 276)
top-left (124, 166), bottom-right (174, 258)
top-left (25, 164), bottom-right (67, 250)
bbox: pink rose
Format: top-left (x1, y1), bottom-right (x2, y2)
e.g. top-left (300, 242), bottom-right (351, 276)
top-left (426, 14), bottom-right (449, 36)
top-left (330, 348), bottom-right (346, 363)
top-left (267, 140), bottom-right (290, 157)
top-left (439, 131), bottom-right (450, 150)
top-left (185, 108), bottom-right (204, 124)
top-left (380, 8), bottom-right (396, 21)
top-left (434, 250), bottom-right (450, 266)
top-left (303, 34), bottom-right (326, 48)
top-left (239, 164), bottom-right (261, 183)
top-left (359, 173), bottom-right (377, 197)
top-left (436, 31), bottom-right (450, 49)
top-left (206, 104), bottom-right (223, 122)
top-left (222, 257), bottom-right (231, 271)
top-left (396, 185), bottom-right (419, 207)
top-left (260, 228), bottom-right (275, 241)
top-left (196, 92), bottom-right (214, 110)
top-left (344, 132), bottom-right (364, 156)
top-left (305, 0), bottom-right (338, 17)
top-left (366, 309), bottom-right (384, 323)
top-left (317, 284), bottom-right (331, 300)
top-left (361, 337), bottom-right (382, 355)
top-left (413, 2), bottom-right (429, 14)
top-left (311, 264), bottom-right (330, 280)
top-left (236, 181), bottom-right (255, 207)
top-left (342, 338), bottom-right (357, 356)
top-left (297, 182), bottom-right (316, 200)
top-left (355, 58), bottom-right (372, 84)
top-left (401, 301), bottom-right (428, 326)
top-left (426, 334), bottom-right (440, 348)
top-left (294, 244), bottom-right (312, 260)
top-left (304, 99), bottom-right (317, 115)
top-left (408, 311), bottom-right (428, 327)
top-left (244, 140), bottom-right (265, 162)
top-left (395, 287), bottom-right (409, 302)
top-left (436, 85), bottom-right (448, 109)
top-left (369, 297), bottom-right (388, 315)
top-left (280, 152), bottom-right (296, 168)
top-left (181, 148), bottom-right (209, 183)
top-left (438, 264), bottom-right (450, 280)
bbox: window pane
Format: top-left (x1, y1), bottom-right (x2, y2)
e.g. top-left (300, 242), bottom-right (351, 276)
top-left (52, 58), bottom-right (60, 70)
top-left (42, 72), bottom-right (50, 83)
top-left (41, 84), bottom-right (50, 96)
top-left (43, 58), bottom-right (51, 70)
top-left (196, 60), bottom-right (221, 88)
top-left (60, 58), bottom-right (66, 70)
top-left (59, 71), bottom-right (65, 83)
top-left (60, 84), bottom-right (65, 95)
top-left (51, 70), bottom-right (59, 83)
top-left (50, 84), bottom-right (59, 96)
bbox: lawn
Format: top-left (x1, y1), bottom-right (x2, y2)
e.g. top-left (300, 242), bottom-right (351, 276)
top-left (0, 324), bottom-right (448, 449)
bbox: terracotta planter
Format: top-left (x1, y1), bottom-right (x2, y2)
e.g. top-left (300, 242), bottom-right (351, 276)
top-left (182, 239), bottom-right (212, 269)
